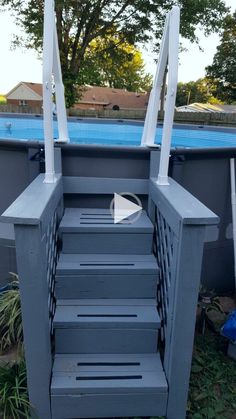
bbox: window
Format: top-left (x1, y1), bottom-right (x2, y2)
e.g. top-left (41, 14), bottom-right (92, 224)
top-left (19, 100), bottom-right (28, 106)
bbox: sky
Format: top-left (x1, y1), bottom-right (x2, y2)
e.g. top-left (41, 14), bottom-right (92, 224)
top-left (0, 0), bottom-right (235, 94)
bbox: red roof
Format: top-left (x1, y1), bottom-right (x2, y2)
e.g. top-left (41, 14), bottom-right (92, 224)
top-left (23, 82), bottom-right (43, 97)
top-left (79, 86), bottom-right (149, 109)
top-left (7, 82), bottom-right (149, 108)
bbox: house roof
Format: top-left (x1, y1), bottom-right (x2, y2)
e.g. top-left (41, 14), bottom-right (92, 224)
top-left (6, 82), bottom-right (148, 108)
top-left (77, 86), bottom-right (149, 109)
top-left (6, 82), bottom-right (43, 99)
top-left (23, 82), bottom-right (43, 97)
top-left (177, 103), bottom-right (236, 113)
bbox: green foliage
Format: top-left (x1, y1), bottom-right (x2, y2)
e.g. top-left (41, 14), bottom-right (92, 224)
top-left (188, 334), bottom-right (236, 418)
top-left (0, 274), bottom-right (23, 353)
top-left (0, 360), bottom-right (30, 419)
top-left (206, 12), bottom-right (236, 103)
top-left (78, 33), bottom-right (152, 92)
top-left (0, 95), bottom-right (6, 104)
top-left (176, 78), bottom-right (223, 107)
top-left (0, 0), bottom-right (229, 106)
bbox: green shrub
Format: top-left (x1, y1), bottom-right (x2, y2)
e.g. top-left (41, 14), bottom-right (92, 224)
top-left (0, 274), bottom-right (23, 353)
top-left (0, 360), bottom-right (30, 419)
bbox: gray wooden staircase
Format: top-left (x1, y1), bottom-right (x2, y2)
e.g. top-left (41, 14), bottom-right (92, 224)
top-left (51, 207), bottom-right (168, 418)
top-left (2, 172), bottom-right (218, 419)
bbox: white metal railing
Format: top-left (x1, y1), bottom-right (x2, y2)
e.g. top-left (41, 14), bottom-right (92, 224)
top-left (43, 0), bottom-right (69, 183)
top-left (141, 6), bottom-right (180, 186)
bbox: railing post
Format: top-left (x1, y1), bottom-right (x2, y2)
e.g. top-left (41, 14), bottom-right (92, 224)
top-left (53, 22), bottom-right (69, 143)
top-left (43, 0), bottom-right (56, 183)
top-left (157, 6), bottom-right (180, 185)
top-left (141, 14), bottom-right (170, 147)
top-left (14, 224), bottom-right (52, 419)
top-left (165, 222), bottom-right (206, 419)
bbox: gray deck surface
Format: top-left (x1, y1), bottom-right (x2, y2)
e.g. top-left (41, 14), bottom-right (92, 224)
top-left (54, 300), bottom-right (160, 328)
top-left (60, 208), bottom-right (154, 233)
top-left (56, 253), bottom-right (159, 274)
top-left (51, 353), bottom-right (167, 395)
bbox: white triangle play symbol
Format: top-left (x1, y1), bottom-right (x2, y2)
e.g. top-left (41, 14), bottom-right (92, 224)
top-left (114, 193), bottom-right (142, 224)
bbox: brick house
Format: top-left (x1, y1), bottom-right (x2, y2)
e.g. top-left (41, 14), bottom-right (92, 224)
top-left (6, 82), bottom-right (149, 112)
top-left (6, 82), bottom-right (43, 109)
top-left (74, 85), bottom-right (149, 111)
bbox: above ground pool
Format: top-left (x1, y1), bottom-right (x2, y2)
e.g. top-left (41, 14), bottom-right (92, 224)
top-left (1, 115), bottom-right (236, 148)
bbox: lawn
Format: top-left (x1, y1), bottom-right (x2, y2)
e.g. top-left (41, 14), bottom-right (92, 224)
top-left (188, 333), bottom-right (236, 419)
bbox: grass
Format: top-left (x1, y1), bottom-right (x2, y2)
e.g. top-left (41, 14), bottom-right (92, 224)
top-left (188, 333), bottom-right (236, 419)
top-left (130, 333), bottom-right (236, 419)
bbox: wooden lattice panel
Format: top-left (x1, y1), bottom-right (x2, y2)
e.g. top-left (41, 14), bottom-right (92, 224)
top-left (153, 207), bottom-right (177, 341)
top-left (46, 211), bottom-right (59, 336)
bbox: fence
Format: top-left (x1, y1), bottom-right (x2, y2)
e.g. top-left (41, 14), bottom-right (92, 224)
top-left (2, 103), bottom-right (236, 127)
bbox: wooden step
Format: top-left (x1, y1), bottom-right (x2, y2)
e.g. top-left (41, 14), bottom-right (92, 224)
top-left (51, 353), bottom-right (168, 418)
top-left (54, 299), bottom-right (160, 354)
top-left (59, 208), bottom-right (154, 254)
top-left (55, 253), bottom-right (159, 299)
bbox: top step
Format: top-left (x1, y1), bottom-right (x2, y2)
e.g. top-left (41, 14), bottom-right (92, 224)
top-left (59, 208), bottom-right (154, 254)
top-left (60, 208), bottom-right (154, 233)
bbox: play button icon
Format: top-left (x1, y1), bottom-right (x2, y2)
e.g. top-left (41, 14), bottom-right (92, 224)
top-left (110, 193), bottom-right (143, 224)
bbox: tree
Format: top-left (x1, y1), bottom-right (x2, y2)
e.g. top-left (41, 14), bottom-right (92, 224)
top-left (176, 78), bottom-right (223, 107)
top-left (78, 33), bottom-right (152, 92)
top-left (1, 0), bottom-right (229, 106)
top-left (206, 12), bottom-right (236, 103)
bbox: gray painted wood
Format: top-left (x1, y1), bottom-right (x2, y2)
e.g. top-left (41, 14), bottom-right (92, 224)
top-left (14, 225), bottom-right (52, 419)
top-left (56, 273), bottom-right (157, 299)
top-left (54, 147), bottom-right (62, 174)
top-left (56, 253), bottom-right (159, 274)
top-left (56, 253), bottom-right (159, 299)
top-left (1, 174), bottom-right (63, 225)
top-left (62, 233), bottom-right (152, 254)
top-left (60, 208), bottom-right (153, 254)
top-left (63, 176), bottom-right (149, 194)
top-left (149, 177), bottom-right (218, 419)
top-left (56, 298), bottom-right (157, 306)
top-left (53, 353), bottom-right (164, 373)
top-left (54, 302), bottom-right (160, 328)
top-left (1, 173), bottom-right (64, 419)
top-left (165, 224), bottom-right (207, 419)
top-left (0, 222), bottom-right (15, 247)
top-left (51, 393), bottom-right (167, 418)
top-left (55, 328), bottom-right (158, 354)
top-left (52, 367), bottom-right (166, 394)
top-left (149, 150), bottom-right (161, 178)
top-left (60, 208), bottom-right (154, 233)
top-left (150, 177), bottom-right (219, 230)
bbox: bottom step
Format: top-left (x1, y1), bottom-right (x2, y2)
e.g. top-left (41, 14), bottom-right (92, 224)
top-left (51, 353), bottom-right (168, 418)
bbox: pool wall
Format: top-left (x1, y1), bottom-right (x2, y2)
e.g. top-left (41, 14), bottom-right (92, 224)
top-left (0, 139), bottom-right (235, 293)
